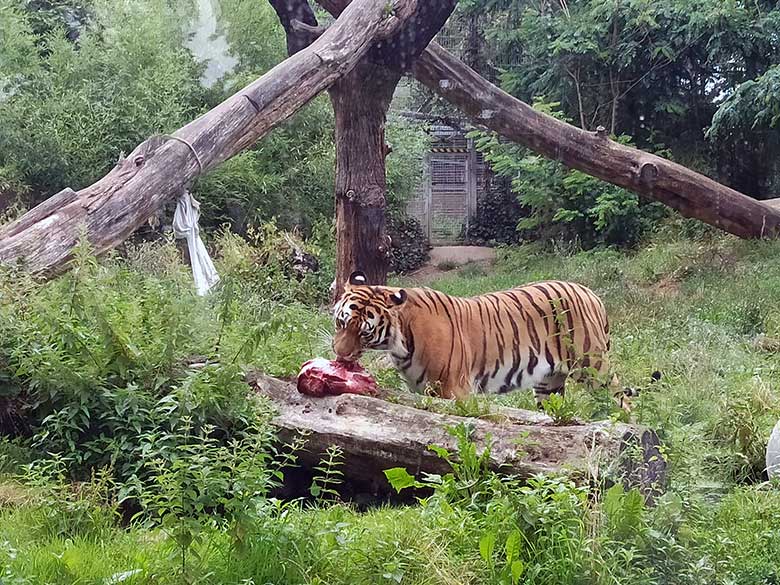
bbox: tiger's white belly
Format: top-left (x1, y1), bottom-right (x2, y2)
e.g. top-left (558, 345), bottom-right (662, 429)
top-left (390, 348), bottom-right (554, 395)
top-left (479, 358), bottom-right (553, 394)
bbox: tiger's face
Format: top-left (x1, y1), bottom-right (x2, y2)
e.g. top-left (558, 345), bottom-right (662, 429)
top-left (332, 271), bottom-right (407, 362)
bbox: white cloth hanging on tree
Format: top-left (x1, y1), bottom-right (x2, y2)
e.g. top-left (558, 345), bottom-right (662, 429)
top-left (767, 419), bottom-right (780, 480)
top-left (172, 191), bottom-right (219, 296)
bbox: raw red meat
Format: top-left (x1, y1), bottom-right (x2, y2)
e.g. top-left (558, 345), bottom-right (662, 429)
top-left (296, 358), bottom-right (380, 397)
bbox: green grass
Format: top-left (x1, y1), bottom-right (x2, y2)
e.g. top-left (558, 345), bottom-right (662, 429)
top-left (2, 229), bottom-right (780, 584)
top-left (393, 233), bottom-right (780, 488)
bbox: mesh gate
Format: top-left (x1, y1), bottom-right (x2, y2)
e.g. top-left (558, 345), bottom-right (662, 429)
top-left (429, 154), bottom-right (469, 244)
top-left (404, 128), bottom-right (486, 246)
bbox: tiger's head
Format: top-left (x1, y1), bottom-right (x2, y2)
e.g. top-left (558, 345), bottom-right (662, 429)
top-left (332, 271), bottom-right (407, 362)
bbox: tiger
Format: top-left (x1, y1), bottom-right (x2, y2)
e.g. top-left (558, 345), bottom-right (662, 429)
top-left (332, 271), bottom-right (619, 408)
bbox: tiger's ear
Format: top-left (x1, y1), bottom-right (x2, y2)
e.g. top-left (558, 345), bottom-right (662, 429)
top-left (390, 289), bottom-right (407, 306)
top-left (348, 271), bottom-right (368, 286)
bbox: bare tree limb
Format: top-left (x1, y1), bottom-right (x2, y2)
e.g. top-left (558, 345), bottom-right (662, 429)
top-left (250, 373), bottom-right (667, 502)
top-left (0, 0), bottom-right (423, 274)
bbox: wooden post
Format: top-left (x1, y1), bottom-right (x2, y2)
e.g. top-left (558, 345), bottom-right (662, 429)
top-left (271, 0), bottom-right (457, 301)
top-left (330, 66), bottom-right (401, 299)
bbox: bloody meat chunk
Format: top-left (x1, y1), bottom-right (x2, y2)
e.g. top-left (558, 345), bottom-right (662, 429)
top-left (296, 358), bottom-right (380, 397)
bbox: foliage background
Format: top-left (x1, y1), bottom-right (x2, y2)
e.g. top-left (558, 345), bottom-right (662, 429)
top-left (1, 2), bottom-right (780, 584)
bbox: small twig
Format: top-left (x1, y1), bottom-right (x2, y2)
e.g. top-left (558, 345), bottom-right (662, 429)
top-left (290, 18), bottom-right (326, 36)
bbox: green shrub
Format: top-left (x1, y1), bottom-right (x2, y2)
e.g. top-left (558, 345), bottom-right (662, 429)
top-left (470, 100), bottom-right (666, 248)
top-left (0, 233), bottom-right (330, 500)
top-left (387, 213), bottom-right (430, 274)
top-left (0, 0), bottom-right (205, 199)
top-left (214, 220), bottom-right (332, 305)
top-left (467, 175), bottom-right (525, 246)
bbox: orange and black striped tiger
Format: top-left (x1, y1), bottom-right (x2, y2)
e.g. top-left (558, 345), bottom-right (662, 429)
top-left (332, 271), bottom-right (614, 407)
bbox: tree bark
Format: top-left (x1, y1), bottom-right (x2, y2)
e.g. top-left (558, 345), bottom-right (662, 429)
top-left (319, 0), bottom-right (457, 300)
top-left (0, 0), bottom-right (423, 275)
top-left (248, 373), bottom-right (667, 502)
top-left (272, 0), bottom-right (456, 301)
top-left (410, 42), bottom-right (780, 239)
top-left (330, 66), bottom-right (401, 298)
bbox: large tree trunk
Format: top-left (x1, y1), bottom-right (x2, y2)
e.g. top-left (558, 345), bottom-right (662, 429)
top-left (270, 0), bottom-right (456, 301)
top-left (330, 66), bottom-right (400, 299)
top-left (249, 373), bottom-right (667, 503)
top-left (0, 0), bottom-right (433, 275)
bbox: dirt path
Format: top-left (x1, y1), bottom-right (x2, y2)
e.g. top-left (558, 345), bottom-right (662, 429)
top-left (404, 246), bottom-right (497, 285)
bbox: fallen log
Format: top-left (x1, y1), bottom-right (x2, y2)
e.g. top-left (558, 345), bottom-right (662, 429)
top-left (0, 0), bottom-right (438, 275)
top-left (248, 373), bottom-right (666, 503)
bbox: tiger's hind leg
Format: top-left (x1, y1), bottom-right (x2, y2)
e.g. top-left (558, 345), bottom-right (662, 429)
top-left (533, 372), bottom-right (567, 410)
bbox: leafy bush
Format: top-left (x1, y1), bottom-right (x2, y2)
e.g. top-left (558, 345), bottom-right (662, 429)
top-left (129, 417), bottom-right (302, 578)
top-left (214, 220), bottom-right (332, 305)
top-left (387, 213), bottom-right (430, 274)
top-left (0, 233), bottom-right (332, 502)
top-left (709, 382), bottom-right (780, 484)
top-left (0, 0), bottom-right (205, 200)
top-left (192, 96), bottom-right (336, 233)
top-left (470, 100), bottom-right (665, 248)
top-left (467, 175), bottom-right (524, 245)
top-left (15, 455), bottom-right (119, 540)
top-left (383, 422), bottom-right (707, 584)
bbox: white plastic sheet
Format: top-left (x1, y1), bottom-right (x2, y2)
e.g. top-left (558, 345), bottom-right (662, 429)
top-left (172, 191), bottom-right (219, 296)
top-left (768, 419), bottom-right (780, 480)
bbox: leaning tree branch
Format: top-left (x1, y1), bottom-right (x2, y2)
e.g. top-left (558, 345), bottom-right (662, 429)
top-left (317, 0), bottom-right (780, 239)
top-left (0, 0), bottom-right (430, 275)
top-left (411, 43), bottom-right (780, 239)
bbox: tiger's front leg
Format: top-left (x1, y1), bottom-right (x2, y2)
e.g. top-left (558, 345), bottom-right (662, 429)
top-left (533, 373), bottom-right (567, 409)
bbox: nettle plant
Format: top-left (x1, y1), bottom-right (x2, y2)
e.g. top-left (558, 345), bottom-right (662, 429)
top-left (1, 237), bottom-right (287, 493)
top-left (384, 421), bottom-right (697, 583)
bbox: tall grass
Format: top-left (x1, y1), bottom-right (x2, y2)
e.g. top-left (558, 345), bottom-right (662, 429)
top-left (1, 228), bottom-right (780, 584)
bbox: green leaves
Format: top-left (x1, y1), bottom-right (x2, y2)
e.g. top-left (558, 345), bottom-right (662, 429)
top-left (384, 467), bottom-right (419, 493)
top-left (479, 532), bottom-right (496, 565)
top-left (479, 529), bottom-right (525, 583)
top-left (472, 105), bottom-right (661, 248)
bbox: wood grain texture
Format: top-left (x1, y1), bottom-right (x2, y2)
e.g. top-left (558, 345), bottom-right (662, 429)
top-left (0, 0), bottom-right (417, 274)
top-left (249, 373), bottom-right (667, 502)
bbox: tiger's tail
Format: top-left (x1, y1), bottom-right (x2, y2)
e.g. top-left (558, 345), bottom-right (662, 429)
top-left (610, 370), bottom-right (662, 413)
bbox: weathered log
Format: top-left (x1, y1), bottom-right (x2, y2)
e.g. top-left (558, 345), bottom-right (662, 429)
top-left (329, 65), bottom-right (401, 299)
top-left (248, 373), bottom-right (667, 502)
top-left (315, 0), bottom-right (780, 240)
top-left (411, 43), bottom-right (780, 239)
top-left (0, 0), bottom-right (430, 275)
